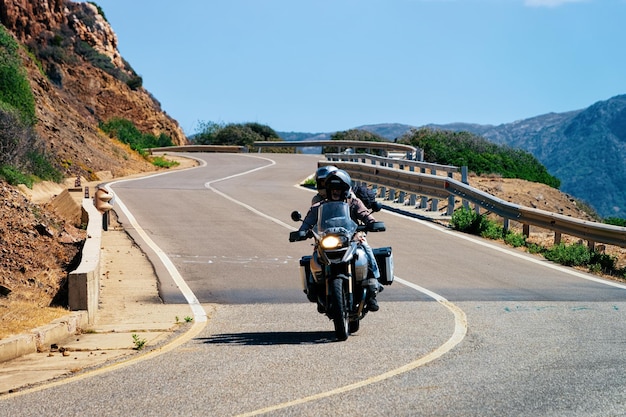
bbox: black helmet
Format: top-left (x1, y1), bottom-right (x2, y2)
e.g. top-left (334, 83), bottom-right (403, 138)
top-left (325, 169), bottom-right (352, 201)
top-left (315, 165), bottom-right (338, 191)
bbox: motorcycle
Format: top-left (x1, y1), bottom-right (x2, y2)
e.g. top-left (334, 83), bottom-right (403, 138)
top-left (289, 201), bottom-right (393, 341)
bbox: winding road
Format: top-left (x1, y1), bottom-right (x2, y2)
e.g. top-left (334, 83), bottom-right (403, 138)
top-left (3, 153), bottom-right (626, 416)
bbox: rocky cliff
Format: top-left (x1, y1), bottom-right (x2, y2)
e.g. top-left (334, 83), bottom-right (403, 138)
top-left (0, 0), bottom-right (190, 332)
top-left (0, 0), bottom-right (188, 179)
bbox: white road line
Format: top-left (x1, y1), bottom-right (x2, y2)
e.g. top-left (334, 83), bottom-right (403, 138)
top-left (236, 276), bottom-right (468, 417)
top-left (111, 154), bottom-right (468, 415)
top-left (204, 155), bottom-right (298, 230)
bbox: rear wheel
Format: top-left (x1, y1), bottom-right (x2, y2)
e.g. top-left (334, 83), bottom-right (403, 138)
top-left (329, 278), bottom-right (348, 341)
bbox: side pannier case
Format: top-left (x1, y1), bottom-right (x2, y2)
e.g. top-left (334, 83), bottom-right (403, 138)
top-left (373, 246), bottom-right (394, 285)
top-left (299, 256), bottom-right (316, 302)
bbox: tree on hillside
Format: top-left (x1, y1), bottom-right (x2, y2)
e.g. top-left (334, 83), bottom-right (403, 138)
top-left (327, 129), bottom-right (387, 155)
top-left (193, 121), bottom-right (224, 145)
top-left (193, 121), bottom-right (282, 147)
top-left (244, 122), bottom-right (280, 141)
top-left (331, 129), bottom-right (386, 142)
top-left (214, 124), bottom-right (263, 146)
top-left (399, 127), bottom-right (561, 188)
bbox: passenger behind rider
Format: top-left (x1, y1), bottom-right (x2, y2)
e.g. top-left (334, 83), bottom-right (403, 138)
top-left (299, 168), bottom-right (382, 311)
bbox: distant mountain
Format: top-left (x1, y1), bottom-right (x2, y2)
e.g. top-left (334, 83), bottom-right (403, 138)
top-left (279, 94), bottom-right (626, 218)
top-left (429, 96), bottom-right (626, 218)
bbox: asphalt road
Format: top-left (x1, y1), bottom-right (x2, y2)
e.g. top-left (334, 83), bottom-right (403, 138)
top-left (3, 153), bottom-right (626, 416)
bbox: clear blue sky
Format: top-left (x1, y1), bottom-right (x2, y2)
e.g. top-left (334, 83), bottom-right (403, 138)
top-left (86, 0), bottom-right (625, 136)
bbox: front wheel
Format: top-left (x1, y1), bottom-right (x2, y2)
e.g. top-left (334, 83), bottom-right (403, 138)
top-left (329, 278), bottom-right (348, 341)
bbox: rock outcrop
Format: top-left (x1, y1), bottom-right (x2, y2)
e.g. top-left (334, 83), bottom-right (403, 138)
top-left (0, 0), bottom-right (188, 179)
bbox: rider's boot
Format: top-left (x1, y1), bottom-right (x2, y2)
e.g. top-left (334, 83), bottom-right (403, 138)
top-left (365, 278), bottom-right (380, 312)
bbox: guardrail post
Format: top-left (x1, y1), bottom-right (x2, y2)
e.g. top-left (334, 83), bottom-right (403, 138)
top-left (461, 166), bottom-right (469, 208)
top-left (503, 218), bottom-right (509, 233)
top-left (554, 232), bottom-right (562, 245)
top-left (426, 168), bottom-right (438, 212)
top-left (446, 199), bottom-right (454, 215)
top-left (461, 166), bottom-right (468, 184)
top-left (447, 172), bottom-right (455, 215)
top-left (523, 224), bottom-right (530, 238)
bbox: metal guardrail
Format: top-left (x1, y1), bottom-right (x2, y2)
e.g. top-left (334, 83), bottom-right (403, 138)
top-left (325, 153), bottom-right (459, 175)
top-left (254, 140), bottom-right (419, 159)
top-left (145, 145), bottom-right (626, 248)
top-left (149, 145), bottom-right (247, 153)
top-left (150, 141), bottom-right (419, 158)
top-left (328, 160), bottom-right (626, 249)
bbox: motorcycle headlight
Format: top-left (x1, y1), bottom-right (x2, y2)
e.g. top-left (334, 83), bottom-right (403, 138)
top-left (321, 235), bottom-right (342, 249)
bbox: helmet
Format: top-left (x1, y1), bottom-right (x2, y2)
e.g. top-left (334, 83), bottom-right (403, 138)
top-left (315, 165), bottom-right (338, 190)
top-left (315, 165), bottom-right (338, 198)
top-left (325, 170), bottom-right (352, 201)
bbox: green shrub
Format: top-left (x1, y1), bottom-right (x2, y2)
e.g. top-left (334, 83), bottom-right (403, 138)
top-left (543, 243), bottom-right (591, 267)
top-left (527, 243), bottom-right (543, 254)
top-left (26, 151), bottom-right (63, 182)
top-left (126, 75), bottom-right (142, 90)
top-left (302, 177), bottom-right (316, 187)
top-left (0, 25), bottom-right (36, 126)
top-left (604, 217), bottom-right (626, 227)
top-left (151, 156), bottom-right (179, 168)
top-left (100, 117), bottom-right (173, 153)
top-left (450, 207), bottom-right (484, 234)
top-left (504, 231), bottom-right (526, 248)
top-left (0, 165), bottom-right (33, 188)
top-left (589, 252), bottom-right (617, 274)
top-left (399, 128), bottom-right (560, 188)
top-left (89, 2), bottom-right (108, 22)
top-left (480, 220), bottom-right (504, 240)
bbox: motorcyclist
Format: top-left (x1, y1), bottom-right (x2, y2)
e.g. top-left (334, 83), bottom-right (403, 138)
top-left (313, 165), bottom-right (385, 290)
top-left (312, 165), bottom-right (338, 203)
top-left (299, 169), bottom-right (382, 311)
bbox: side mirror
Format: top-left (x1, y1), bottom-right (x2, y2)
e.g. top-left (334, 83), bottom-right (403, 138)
top-left (291, 211), bottom-right (302, 222)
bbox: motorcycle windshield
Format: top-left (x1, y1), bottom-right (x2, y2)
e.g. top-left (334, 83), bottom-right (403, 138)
top-left (315, 201), bottom-right (357, 236)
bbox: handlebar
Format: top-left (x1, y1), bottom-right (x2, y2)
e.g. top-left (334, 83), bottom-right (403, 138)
top-left (290, 221), bottom-right (386, 242)
top-left (361, 221), bottom-right (386, 232)
top-left (289, 230), bottom-right (310, 242)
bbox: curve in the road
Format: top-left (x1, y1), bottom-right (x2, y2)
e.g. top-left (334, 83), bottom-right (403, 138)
top-left (236, 277), bottom-right (467, 417)
top-left (14, 154), bottom-right (467, 406)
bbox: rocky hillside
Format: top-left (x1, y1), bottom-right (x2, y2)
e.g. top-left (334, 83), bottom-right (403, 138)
top-left (0, 0), bottom-right (188, 180)
top-left (0, 0), bottom-right (190, 337)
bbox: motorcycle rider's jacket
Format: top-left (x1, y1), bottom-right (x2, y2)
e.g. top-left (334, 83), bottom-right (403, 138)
top-left (299, 195), bottom-right (376, 233)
